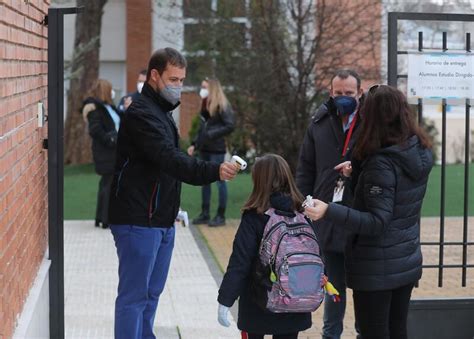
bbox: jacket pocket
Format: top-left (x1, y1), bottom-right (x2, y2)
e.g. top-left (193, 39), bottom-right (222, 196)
top-left (115, 158), bottom-right (129, 197)
top-left (148, 181), bottom-right (161, 222)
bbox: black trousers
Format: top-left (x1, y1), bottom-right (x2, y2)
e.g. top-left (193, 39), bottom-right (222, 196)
top-left (353, 283), bottom-right (414, 339)
top-left (96, 174), bottom-right (113, 224)
top-left (243, 332), bottom-right (298, 339)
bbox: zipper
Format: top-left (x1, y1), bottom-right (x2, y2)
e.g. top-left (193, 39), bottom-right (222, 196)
top-left (260, 222), bottom-right (310, 253)
top-left (115, 157), bottom-right (129, 197)
top-left (278, 252), bottom-right (323, 274)
top-left (148, 182), bottom-right (159, 222)
top-left (271, 230), bottom-right (318, 265)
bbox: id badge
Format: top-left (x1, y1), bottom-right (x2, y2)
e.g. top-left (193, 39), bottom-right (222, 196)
top-left (332, 177), bottom-right (345, 203)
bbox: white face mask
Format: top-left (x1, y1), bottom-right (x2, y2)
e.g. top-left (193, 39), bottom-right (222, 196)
top-left (199, 88), bottom-right (209, 99)
top-left (137, 81), bottom-right (144, 93)
top-left (111, 89), bottom-right (116, 100)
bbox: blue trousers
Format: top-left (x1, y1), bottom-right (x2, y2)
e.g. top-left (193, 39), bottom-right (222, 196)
top-left (110, 225), bottom-right (175, 339)
top-left (199, 152), bottom-right (227, 213)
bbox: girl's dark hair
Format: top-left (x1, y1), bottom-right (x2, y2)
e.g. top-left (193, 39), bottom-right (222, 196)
top-left (242, 154), bottom-right (304, 214)
top-left (353, 85), bottom-right (432, 160)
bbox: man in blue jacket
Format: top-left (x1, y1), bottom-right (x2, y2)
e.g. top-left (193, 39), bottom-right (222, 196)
top-left (108, 47), bottom-right (239, 339)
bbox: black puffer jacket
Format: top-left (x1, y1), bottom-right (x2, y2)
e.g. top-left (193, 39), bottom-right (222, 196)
top-left (193, 104), bottom-right (235, 154)
top-left (296, 98), bottom-right (361, 253)
top-left (108, 83), bottom-right (220, 227)
top-left (218, 194), bottom-right (312, 335)
top-left (82, 98), bottom-right (121, 175)
top-left (325, 136), bottom-right (433, 291)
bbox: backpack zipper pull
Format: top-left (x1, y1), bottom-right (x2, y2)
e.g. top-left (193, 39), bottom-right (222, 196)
top-left (269, 254), bottom-right (277, 282)
top-left (270, 269), bottom-right (277, 283)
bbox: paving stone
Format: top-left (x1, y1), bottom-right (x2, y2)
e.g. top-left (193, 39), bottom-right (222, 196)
top-left (64, 221), bottom-right (239, 338)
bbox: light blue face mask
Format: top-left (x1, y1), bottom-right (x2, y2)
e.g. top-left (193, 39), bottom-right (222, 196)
top-left (158, 73), bottom-right (182, 105)
top-left (160, 84), bottom-right (182, 105)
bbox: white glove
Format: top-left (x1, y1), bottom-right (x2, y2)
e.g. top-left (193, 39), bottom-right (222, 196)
top-left (217, 303), bottom-right (231, 327)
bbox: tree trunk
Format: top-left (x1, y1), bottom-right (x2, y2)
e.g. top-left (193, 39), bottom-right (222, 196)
top-left (64, 0), bottom-right (108, 165)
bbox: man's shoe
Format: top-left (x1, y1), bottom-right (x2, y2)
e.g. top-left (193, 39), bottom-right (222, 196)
top-left (192, 213), bottom-right (210, 225)
top-left (208, 215), bottom-right (225, 227)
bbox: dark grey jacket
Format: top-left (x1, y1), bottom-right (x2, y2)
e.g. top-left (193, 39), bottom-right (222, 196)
top-left (326, 136), bottom-right (433, 291)
top-left (296, 98), bottom-right (361, 253)
top-left (193, 105), bottom-right (235, 154)
top-left (82, 98), bottom-right (122, 175)
top-left (108, 83), bottom-right (220, 227)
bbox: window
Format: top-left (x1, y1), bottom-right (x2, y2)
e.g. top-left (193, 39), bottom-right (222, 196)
top-left (217, 0), bottom-right (246, 18)
top-left (182, 0), bottom-right (250, 87)
top-left (183, 0), bottom-right (212, 18)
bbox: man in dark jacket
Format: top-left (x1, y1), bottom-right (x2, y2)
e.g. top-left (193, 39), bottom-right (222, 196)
top-left (296, 70), bottom-right (363, 339)
top-left (108, 48), bottom-right (239, 339)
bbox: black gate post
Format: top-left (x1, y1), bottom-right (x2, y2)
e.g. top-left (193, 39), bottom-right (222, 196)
top-left (47, 7), bottom-right (81, 339)
top-left (387, 11), bottom-right (474, 339)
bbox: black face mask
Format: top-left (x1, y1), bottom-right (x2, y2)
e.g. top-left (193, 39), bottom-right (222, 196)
top-left (333, 96), bottom-right (358, 116)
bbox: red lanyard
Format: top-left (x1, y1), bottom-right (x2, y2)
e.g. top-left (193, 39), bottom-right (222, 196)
top-left (342, 113), bottom-right (358, 157)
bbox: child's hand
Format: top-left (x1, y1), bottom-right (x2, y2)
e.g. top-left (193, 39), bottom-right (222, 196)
top-left (304, 199), bottom-right (328, 221)
top-left (217, 303), bottom-right (231, 327)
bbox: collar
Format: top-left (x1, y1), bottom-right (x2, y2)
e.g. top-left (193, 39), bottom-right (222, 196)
top-left (141, 82), bottom-right (180, 113)
top-left (342, 111), bottom-right (357, 132)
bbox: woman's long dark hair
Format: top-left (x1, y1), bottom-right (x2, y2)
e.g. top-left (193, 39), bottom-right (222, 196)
top-left (242, 154), bottom-right (304, 214)
top-left (353, 85), bottom-right (432, 160)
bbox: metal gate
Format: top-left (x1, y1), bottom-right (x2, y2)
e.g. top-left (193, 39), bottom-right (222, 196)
top-left (47, 7), bottom-right (81, 339)
top-left (388, 12), bottom-right (474, 339)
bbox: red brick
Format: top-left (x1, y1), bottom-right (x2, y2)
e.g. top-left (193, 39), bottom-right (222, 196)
top-left (1, 1), bottom-right (49, 336)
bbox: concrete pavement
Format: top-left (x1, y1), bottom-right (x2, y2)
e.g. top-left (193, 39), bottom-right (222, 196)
top-left (64, 220), bottom-right (239, 339)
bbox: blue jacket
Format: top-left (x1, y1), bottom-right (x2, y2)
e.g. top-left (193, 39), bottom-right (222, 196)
top-left (325, 136), bottom-right (433, 291)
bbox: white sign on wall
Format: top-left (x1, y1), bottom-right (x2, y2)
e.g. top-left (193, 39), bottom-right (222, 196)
top-left (407, 52), bottom-right (474, 102)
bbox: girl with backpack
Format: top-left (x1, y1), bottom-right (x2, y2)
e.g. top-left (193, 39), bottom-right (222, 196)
top-left (217, 154), bottom-right (326, 339)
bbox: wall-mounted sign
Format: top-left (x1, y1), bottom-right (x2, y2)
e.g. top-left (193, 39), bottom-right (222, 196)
top-left (407, 52), bottom-right (474, 102)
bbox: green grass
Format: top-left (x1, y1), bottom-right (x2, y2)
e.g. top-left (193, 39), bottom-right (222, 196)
top-left (421, 164), bottom-right (474, 217)
top-left (64, 163), bottom-right (474, 220)
top-left (64, 163), bottom-right (252, 220)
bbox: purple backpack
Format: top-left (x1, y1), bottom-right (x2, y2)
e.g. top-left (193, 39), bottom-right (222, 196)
top-left (252, 208), bottom-right (325, 313)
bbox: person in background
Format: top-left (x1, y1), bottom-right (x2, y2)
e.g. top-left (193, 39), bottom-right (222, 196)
top-left (188, 77), bottom-right (235, 227)
top-left (304, 85), bottom-right (433, 339)
top-left (296, 69), bottom-right (364, 339)
top-left (118, 69), bottom-right (147, 113)
top-left (82, 79), bottom-right (122, 229)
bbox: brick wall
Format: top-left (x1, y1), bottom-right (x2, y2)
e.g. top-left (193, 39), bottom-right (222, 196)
top-left (0, 1), bottom-right (50, 338)
top-left (315, 0), bottom-right (382, 89)
top-left (179, 91), bottom-right (201, 140)
top-left (126, 0), bottom-right (151, 93)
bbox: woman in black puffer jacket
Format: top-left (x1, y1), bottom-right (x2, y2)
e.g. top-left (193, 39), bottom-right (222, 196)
top-left (304, 85), bottom-right (433, 339)
top-left (187, 77), bottom-right (235, 227)
top-left (82, 79), bottom-right (122, 228)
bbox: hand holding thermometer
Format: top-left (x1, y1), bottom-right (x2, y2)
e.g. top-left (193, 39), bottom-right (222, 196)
top-left (231, 155), bottom-right (247, 171)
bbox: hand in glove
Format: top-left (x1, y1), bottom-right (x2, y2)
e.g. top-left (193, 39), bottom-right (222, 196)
top-left (217, 303), bottom-right (231, 327)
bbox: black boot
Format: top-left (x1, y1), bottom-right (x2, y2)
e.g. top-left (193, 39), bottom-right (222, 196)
top-left (193, 207), bottom-right (210, 225)
top-left (209, 207), bottom-right (226, 227)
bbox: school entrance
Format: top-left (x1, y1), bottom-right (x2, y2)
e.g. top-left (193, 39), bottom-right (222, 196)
top-left (388, 12), bottom-right (474, 339)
